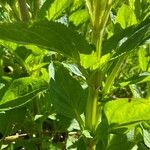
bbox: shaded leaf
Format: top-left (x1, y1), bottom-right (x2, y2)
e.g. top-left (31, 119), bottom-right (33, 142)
top-left (49, 65), bottom-right (87, 118)
top-left (0, 107), bottom-right (27, 135)
top-left (37, 0), bottom-right (54, 19)
top-left (0, 21), bottom-right (92, 60)
top-left (103, 18), bottom-right (150, 57)
top-left (106, 134), bottom-right (134, 150)
top-left (119, 72), bottom-right (150, 86)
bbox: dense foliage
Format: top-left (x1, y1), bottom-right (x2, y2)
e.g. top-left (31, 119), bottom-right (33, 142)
top-left (0, 0), bottom-right (150, 149)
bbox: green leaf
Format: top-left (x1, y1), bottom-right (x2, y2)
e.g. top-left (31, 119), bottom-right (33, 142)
top-left (0, 107), bottom-right (27, 135)
top-left (103, 56), bottom-right (126, 95)
top-left (69, 9), bottom-right (89, 26)
top-left (0, 77), bottom-right (48, 110)
top-left (143, 128), bottom-right (150, 148)
top-left (115, 4), bottom-right (137, 29)
top-left (103, 18), bottom-right (150, 57)
top-left (106, 134), bottom-right (135, 150)
top-left (70, 0), bottom-right (84, 12)
top-left (138, 46), bottom-right (148, 71)
top-left (80, 52), bottom-right (110, 70)
top-left (104, 98), bottom-right (150, 127)
top-left (49, 65), bottom-right (87, 119)
top-left (67, 136), bottom-right (86, 150)
top-left (47, 0), bottom-right (71, 20)
top-left (62, 62), bottom-right (85, 79)
top-left (37, 0), bottom-right (54, 19)
top-left (0, 21), bottom-right (92, 60)
top-left (119, 72), bottom-right (150, 86)
top-left (0, 107), bottom-right (27, 136)
top-left (115, 19), bottom-right (150, 57)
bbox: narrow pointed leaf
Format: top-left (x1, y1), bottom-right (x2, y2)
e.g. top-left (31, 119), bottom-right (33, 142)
top-left (119, 72), bottom-right (150, 87)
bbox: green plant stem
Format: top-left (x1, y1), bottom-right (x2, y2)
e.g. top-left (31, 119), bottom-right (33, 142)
top-left (33, 0), bottom-right (40, 19)
top-left (85, 86), bottom-right (99, 132)
top-left (18, 0), bottom-right (30, 21)
top-left (85, 0), bottom-right (93, 23)
top-left (85, 1), bottom-right (113, 149)
top-left (75, 109), bottom-right (84, 130)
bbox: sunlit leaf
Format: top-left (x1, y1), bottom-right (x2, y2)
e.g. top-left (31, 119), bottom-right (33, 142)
top-left (138, 46), bottom-right (148, 71)
top-left (0, 77), bottom-right (48, 110)
top-left (115, 4), bottom-right (137, 28)
top-left (69, 9), bottom-right (89, 26)
top-left (104, 98), bottom-right (150, 127)
top-left (47, 0), bottom-right (71, 20)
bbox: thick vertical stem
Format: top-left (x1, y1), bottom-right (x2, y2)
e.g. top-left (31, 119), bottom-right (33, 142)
top-left (85, 0), bottom-right (113, 149)
top-left (18, 0), bottom-right (30, 21)
top-left (85, 86), bottom-right (98, 132)
top-left (33, 0), bottom-right (40, 19)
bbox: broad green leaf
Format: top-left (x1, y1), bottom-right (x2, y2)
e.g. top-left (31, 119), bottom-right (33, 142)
top-left (102, 26), bottom-right (134, 55)
top-left (70, 0), bottom-right (84, 12)
top-left (0, 21), bottom-right (92, 60)
top-left (106, 134), bottom-right (135, 150)
top-left (128, 0), bottom-right (135, 10)
top-left (102, 18), bottom-right (150, 57)
top-left (115, 18), bottom-right (150, 57)
top-left (0, 77), bottom-right (48, 110)
top-left (80, 52), bottom-right (110, 70)
top-left (115, 4), bottom-right (137, 29)
top-left (47, 0), bottom-right (71, 20)
top-left (134, 0), bottom-right (150, 20)
top-left (0, 107), bottom-right (27, 135)
top-left (49, 66), bottom-right (87, 119)
top-left (104, 98), bottom-right (150, 127)
top-left (69, 9), bottom-right (89, 26)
